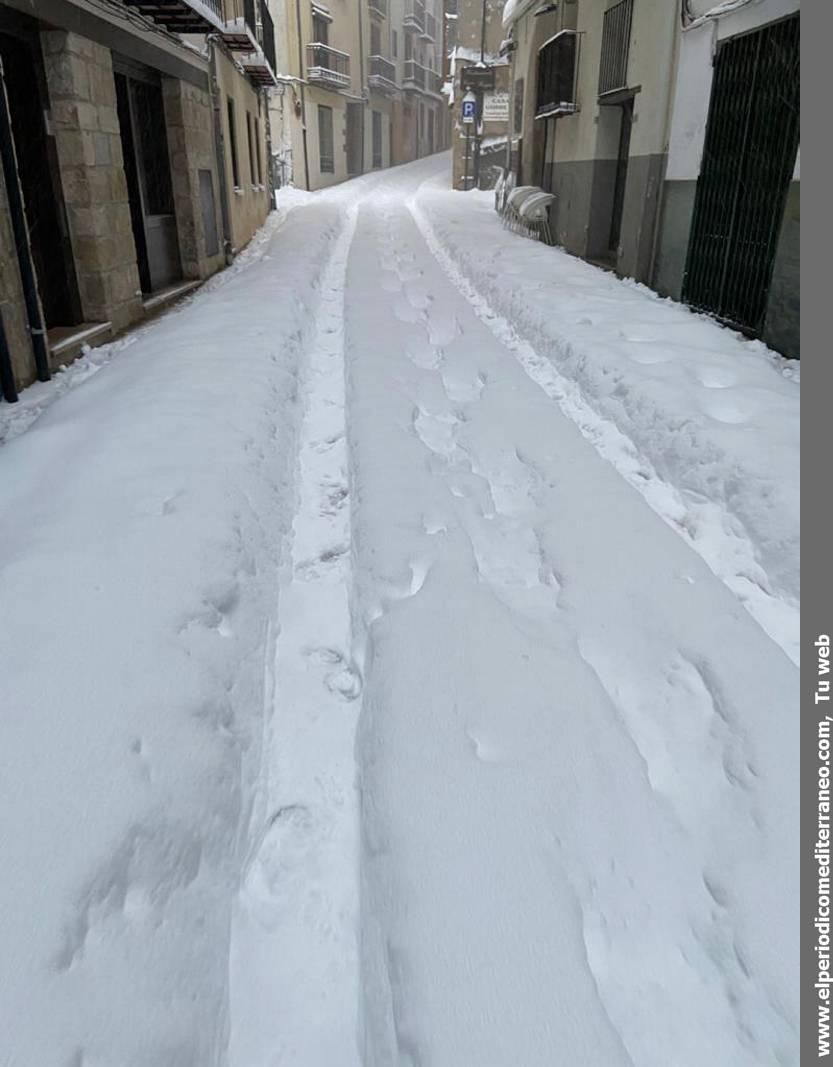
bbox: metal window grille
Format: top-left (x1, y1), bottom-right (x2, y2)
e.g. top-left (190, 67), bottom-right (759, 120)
top-left (536, 31), bottom-right (578, 118)
top-left (682, 14), bottom-right (800, 336)
top-left (598, 0), bottom-right (633, 96)
top-left (317, 104), bottom-right (334, 173)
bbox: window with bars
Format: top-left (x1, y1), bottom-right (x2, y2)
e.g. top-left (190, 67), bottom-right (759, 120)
top-left (318, 104), bottom-right (334, 172)
top-left (536, 30), bottom-right (578, 118)
top-left (598, 0), bottom-right (633, 96)
top-left (227, 97), bottom-right (240, 188)
top-left (246, 111), bottom-right (256, 185)
top-left (372, 110), bottom-right (383, 168)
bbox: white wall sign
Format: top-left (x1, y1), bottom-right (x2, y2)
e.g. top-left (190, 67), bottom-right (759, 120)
top-left (482, 91), bottom-right (510, 123)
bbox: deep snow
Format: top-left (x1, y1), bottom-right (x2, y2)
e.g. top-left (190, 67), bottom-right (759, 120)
top-left (0, 153), bottom-right (798, 1067)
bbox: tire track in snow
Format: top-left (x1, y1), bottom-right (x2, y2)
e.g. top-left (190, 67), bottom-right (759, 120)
top-left (407, 196), bottom-right (799, 667)
top-left (229, 207), bottom-right (362, 1067)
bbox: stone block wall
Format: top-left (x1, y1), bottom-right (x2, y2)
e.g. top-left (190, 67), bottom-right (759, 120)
top-left (163, 77), bottom-right (225, 279)
top-left (41, 30), bottom-right (143, 332)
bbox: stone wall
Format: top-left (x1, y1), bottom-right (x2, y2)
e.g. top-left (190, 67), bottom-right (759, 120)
top-left (41, 30), bottom-right (143, 333)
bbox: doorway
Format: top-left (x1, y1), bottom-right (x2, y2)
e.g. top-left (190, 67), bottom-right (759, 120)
top-left (0, 28), bottom-right (81, 329)
top-left (608, 97), bottom-right (632, 257)
top-left (114, 67), bottom-right (181, 294)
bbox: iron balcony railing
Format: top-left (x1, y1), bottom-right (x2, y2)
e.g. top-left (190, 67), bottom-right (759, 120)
top-left (368, 0), bottom-right (387, 19)
top-left (306, 43), bottom-right (351, 87)
top-left (403, 58), bottom-right (425, 89)
top-left (258, 1), bottom-right (276, 73)
top-left (404, 0), bottom-right (425, 33)
top-left (598, 0), bottom-right (633, 96)
top-left (424, 67), bottom-right (442, 95)
top-left (369, 54), bottom-right (398, 92)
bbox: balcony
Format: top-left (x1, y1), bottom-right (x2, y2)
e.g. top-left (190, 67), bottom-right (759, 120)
top-left (424, 67), bottom-right (443, 97)
top-left (122, 0), bottom-right (224, 34)
top-left (402, 58), bottom-right (425, 91)
top-left (306, 43), bottom-right (351, 88)
top-left (221, 0), bottom-right (278, 85)
top-left (368, 55), bottom-right (398, 95)
top-left (598, 0), bottom-right (633, 97)
top-left (421, 11), bottom-right (437, 41)
top-left (368, 0), bottom-right (387, 20)
top-left (403, 0), bottom-right (425, 34)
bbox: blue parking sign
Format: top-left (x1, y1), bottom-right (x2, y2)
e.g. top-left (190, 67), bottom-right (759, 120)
top-left (461, 99), bottom-right (476, 125)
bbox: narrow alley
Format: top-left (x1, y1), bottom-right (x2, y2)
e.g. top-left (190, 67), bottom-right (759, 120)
top-left (0, 155), bottom-right (798, 1067)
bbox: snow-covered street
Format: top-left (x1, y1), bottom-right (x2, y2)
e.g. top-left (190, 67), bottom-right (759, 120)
top-left (0, 153), bottom-right (798, 1066)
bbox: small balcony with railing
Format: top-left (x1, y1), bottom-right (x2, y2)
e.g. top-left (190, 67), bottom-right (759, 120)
top-left (368, 55), bottom-right (398, 95)
top-left (306, 43), bottom-right (351, 89)
top-left (121, 0), bottom-right (225, 35)
top-left (368, 0), bottom-right (387, 21)
top-left (424, 66), bottom-right (443, 97)
top-left (402, 58), bottom-right (425, 92)
top-left (403, 0), bottom-right (425, 34)
top-left (220, 0), bottom-right (279, 85)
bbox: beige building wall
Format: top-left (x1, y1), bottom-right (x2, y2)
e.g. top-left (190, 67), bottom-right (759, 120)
top-left (214, 47), bottom-right (271, 251)
top-left (506, 0), bottom-right (677, 279)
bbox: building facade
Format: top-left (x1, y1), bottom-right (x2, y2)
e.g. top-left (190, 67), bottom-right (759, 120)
top-left (268, 0), bottom-right (450, 191)
top-left (654, 0), bottom-right (800, 358)
top-left (501, 0), bottom-right (800, 358)
top-left (0, 0), bottom-right (278, 395)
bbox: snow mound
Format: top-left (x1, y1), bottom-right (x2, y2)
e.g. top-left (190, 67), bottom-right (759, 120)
top-left (414, 181), bottom-right (799, 650)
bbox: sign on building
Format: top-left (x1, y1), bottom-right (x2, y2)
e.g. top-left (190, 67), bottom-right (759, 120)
top-left (482, 91), bottom-right (510, 123)
top-left (461, 65), bottom-right (496, 92)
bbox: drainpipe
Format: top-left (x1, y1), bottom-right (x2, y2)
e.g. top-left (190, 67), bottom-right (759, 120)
top-left (357, 0), bottom-right (366, 172)
top-left (0, 310), bottom-right (19, 403)
top-left (295, 0), bottom-right (311, 189)
top-left (0, 57), bottom-right (49, 383)
top-left (207, 37), bottom-right (235, 264)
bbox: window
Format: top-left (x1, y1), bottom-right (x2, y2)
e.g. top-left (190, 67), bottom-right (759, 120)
top-left (536, 30), bottom-right (578, 118)
top-left (370, 23), bottom-right (381, 55)
top-left (255, 117), bottom-right (263, 184)
top-left (312, 12), bottom-right (329, 44)
top-left (598, 0), bottom-right (633, 96)
top-left (392, 30), bottom-right (397, 57)
top-left (428, 107), bottom-right (434, 152)
top-left (318, 104), bottom-right (334, 172)
top-left (246, 111), bottom-right (256, 185)
top-left (372, 110), bottom-right (382, 168)
top-left (227, 97), bottom-right (240, 188)
top-left (405, 33), bottom-right (412, 60)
